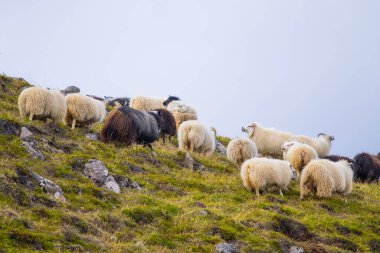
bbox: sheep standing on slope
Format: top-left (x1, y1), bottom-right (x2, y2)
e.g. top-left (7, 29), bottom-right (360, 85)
top-left (178, 120), bottom-right (215, 156)
top-left (323, 155), bottom-right (357, 179)
top-left (152, 109), bottom-right (176, 143)
top-left (130, 96), bottom-right (166, 111)
top-left (240, 157), bottom-right (296, 197)
top-left (353, 153), bottom-right (380, 183)
top-left (281, 141), bottom-right (318, 179)
top-left (18, 87), bottom-right (67, 123)
top-left (227, 138), bottom-right (258, 166)
top-left (100, 106), bottom-right (163, 149)
top-left (300, 159), bottom-right (353, 199)
top-left (163, 96), bottom-right (197, 129)
top-left (242, 122), bottom-right (334, 158)
top-left (65, 93), bottom-right (107, 129)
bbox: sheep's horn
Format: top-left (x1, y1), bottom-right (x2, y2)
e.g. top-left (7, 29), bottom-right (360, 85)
top-left (242, 127), bottom-right (248, 133)
top-left (318, 133), bottom-right (325, 137)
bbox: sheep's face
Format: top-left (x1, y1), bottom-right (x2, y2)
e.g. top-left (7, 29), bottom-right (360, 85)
top-left (163, 95), bottom-right (180, 107)
top-left (289, 165), bottom-right (297, 180)
top-left (242, 123), bottom-right (257, 136)
top-left (318, 133), bottom-right (335, 142)
top-left (281, 141), bottom-right (295, 152)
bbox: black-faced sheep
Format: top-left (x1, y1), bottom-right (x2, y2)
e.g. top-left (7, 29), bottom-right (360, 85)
top-left (100, 106), bottom-right (163, 149)
top-left (240, 157), bottom-right (296, 197)
top-left (163, 96), bottom-right (197, 129)
top-left (227, 137), bottom-right (258, 166)
top-left (152, 109), bottom-right (176, 143)
top-left (242, 122), bottom-right (334, 158)
top-left (300, 159), bottom-right (353, 199)
top-left (353, 153), bottom-right (380, 183)
top-left (18, 87), bottom-right (67, 123)
top-left (130, 96), bottom-right (165, 111)
top-left (177, 120), bottom-right (215, 156)
top-left (65, 93), bottom-right (107, 129)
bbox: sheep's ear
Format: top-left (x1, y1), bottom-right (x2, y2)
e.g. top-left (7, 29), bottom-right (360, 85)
top-left (330, 136), bottom-right (335, 141)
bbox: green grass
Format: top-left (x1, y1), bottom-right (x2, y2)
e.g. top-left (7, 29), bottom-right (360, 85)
top-left (0, 74), bottom-right (380, 252)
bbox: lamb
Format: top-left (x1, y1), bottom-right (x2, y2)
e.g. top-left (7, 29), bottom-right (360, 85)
top-left (242, 122), bottom-right (334, 158)
top-left (152, 109), bottom-right (176, 143)
top-left (240, 157), bottom-right (296, 197)
top-left (18, 87), bottom-right (67, 123)
top-left (65, 93), bottom-right (107, 129)
top-left (353, 153), bottom-right (380, 183)
top-left (163, 96), bottom-right (197, 129)
top-left (281, 141), bottom-right (318, 179)
top-left (130, 96), bottom-right (165, 111)
top-left (100, 106), bottom-right (163, 149)
top-left (227, 138), bottom-right (258, 166)
top-left (177, 120), bottom-right (215, 156)
top-left (300, 159), bottom-right (353, 199)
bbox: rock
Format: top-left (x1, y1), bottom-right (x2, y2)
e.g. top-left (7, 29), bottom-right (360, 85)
top-left (102, 176), bottom-right (121, 194)
top-left (215, 140), bottom-right (227, 156)
top-left (194, 201), bottom-right (206, 208)
top-left (130, 181), bottom-right (142, 190)
top-left (289, 246), bottom-right (305, 253)
top-left (83, 159), bottom-right (109, 184)
top-left (215, 242), bottom-right (240, 253)
top-left (61, 86), bottom-right (80, 95)
top-left (183, 152), bottom-right (206, 171)
top-left (198, 210), bottom-right (208, 216)
top-left (85, 133), bottom-right (99, 141)
top-left (20, 127), bottom-right (34, 142)
top-left (0, 120), bottom-right (19, 135)
top-left (29, 171), bottom-right (65, 201)
top-left (21, 142), bottom-right (45, 161)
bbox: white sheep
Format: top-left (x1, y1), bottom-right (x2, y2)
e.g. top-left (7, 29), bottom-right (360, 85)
top-left (163, 96), bottom-right (197, 129)
top-left (242, 122), bottom-right (334, 158)
top-left (240, 157), bottom-right (296, 197)
top-left (281, 141), bottom-right (319, 179)
top-left (178, 120), bottom-right (215, 156)
top-left (300, 159), bottom-right (353, 199)
top-left (18, 87), bottom-right (67, 123)
top-left (65, 93), bottom-right (107, 129)
top-left (227, 137), bottom-right (258, 166)
top-left (130, 96), bottom-right (166, 111)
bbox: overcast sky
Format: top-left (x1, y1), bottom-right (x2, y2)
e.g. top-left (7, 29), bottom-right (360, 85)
top-left (1, 1), bottom-right (379, 157)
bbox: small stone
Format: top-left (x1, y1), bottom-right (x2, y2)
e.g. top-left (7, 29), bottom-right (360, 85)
top-left (216, 242), bottom-right (240, 253)
top-left (85, 133), bottom-right (99, 141)
top-left (102, 175), bottom-right (121, 194)
top-left (22, 142), bottom-right (45, 161)
top-left (20, 127), bottom-right (34, 142)
top-left (215, 140), bottom-right (227, 156)
top-left (194, 201), bottom-right (206, 208)
top-left (28, 171), bottom-right (65, 201)
top-left (289, 246), bottom-right (305, 253)
top-left (130, 181), bottom-right (142, 190)
top-left (0, 120), bottom-right (19, 135)
top-left (198, 210), bottom-right (208, 216)
top-left (183, 152), bottom-right (206, 171)
top-left (83, 159), bottom-right (109, 184)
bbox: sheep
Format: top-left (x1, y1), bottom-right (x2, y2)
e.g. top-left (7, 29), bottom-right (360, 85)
top-left (227, 138), bottom-right (258, 166)
top-left (130, 96), bottom-right (165, 111)
top-left (300, 159), bottom-right (353, 199)
top-left (242, 122), bottom-right (334, 158)
top-left (18, 87), bottom-right (67, 123)
top-left (240, 157), bottom-right (296, 197)
top-left (323, 155), bottom-right (357, 179)
top-left (151, 109), bottom-right (176, 143)
top-left (353, 153), bottom-right (380, 183)
top-left (281, 141), bottom-right (318, 179)
top-left (65, 93), bottom-right (107, 129)
top-left (163, 96), bottom-right (197, 129)
top-left (177, 120), bottom-right (215, 156)
top-left (100, 106), bottom-right (163, 149)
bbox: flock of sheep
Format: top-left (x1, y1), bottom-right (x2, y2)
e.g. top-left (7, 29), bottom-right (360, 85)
top-left (17, 86), bottom-right (380, 200)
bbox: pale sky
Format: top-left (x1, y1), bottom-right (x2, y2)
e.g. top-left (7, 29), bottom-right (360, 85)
top-left (1, 1), bottom-right (379, 157)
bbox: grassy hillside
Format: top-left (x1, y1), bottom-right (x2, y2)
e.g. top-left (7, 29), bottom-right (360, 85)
top-left (0, 74), bottom-right (380, 252)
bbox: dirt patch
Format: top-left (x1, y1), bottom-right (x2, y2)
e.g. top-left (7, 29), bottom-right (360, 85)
top-left (266, 196), bottom-right (286, 204)
top-left (319, 204), bottom-right (334, 213)
top-left (369, 239), bottom-right (380, 253)
top-left (273, 217), bottom-right (314, 241)
top-left (0, 120), bottom-right (20, 135)
top-left (319, 237), bottom-right (358, 251)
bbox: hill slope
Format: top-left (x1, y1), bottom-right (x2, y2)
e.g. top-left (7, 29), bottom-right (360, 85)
top-left (0, 75), bottom-right (379, 252)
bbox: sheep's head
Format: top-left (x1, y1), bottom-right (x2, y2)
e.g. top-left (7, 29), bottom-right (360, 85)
top-left (242, 123), bottom-right (258, 136)
top-left (210, 127), bottom-right (217, 136)
top-left (318, 133), bottom-right (335, 141)
top-left (163, 95), bottom-right (180, 107)
top-left (281, 141), bottom-right (296, 152)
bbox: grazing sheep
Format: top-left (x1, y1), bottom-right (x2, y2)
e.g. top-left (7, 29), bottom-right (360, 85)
top-left (163, 96), bottom-right (197, 129)
top-left (281, 141), bottom-right (318, 179)
top-left (178, 120), bottom-right (215, 156)
top-left (18, 87), bottom-right (67, 123)
top-left (152, 109), bottom-right (176, 143)
top-left (300, 159), bottom-right (353, 199)
top-left (130, 96), bottom-right (165, 111)
top-left (227, 138), bottom-right (258, 166)
top-left (242, 122), bottom-right (334, 158)
top-left (65, 93), bottom-right (107, 129)
top-left (240, 157), bottom-right (295, 197)
top-left (353, 153), bottom-right (380, 183)
top-left (100, 106), bottom-right (163, 149)
top-left (323, 155), bottom-right (357, 179)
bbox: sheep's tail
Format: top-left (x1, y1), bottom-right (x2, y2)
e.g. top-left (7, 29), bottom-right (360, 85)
top-left (301, 165), bottom-right (333, 198)
top-left (241, 162), bottom-right (253, 192)
top-left (100, 110), bottom-right (135, 145)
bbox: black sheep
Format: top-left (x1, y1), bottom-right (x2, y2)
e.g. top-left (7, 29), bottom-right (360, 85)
top-left (152, 109), bottom-right (176, 143)
top-left (354, 153), bottom-right (380, 183)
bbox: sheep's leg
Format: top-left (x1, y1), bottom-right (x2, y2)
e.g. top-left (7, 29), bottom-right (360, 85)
top-left (162, 134), bottom-right (165, 143)
top-left (29, 114), bottom-right (34, 121)
top-left (71, 119), bottom-right (76, 130)
top-left (255, 187), bottom-right (260, 197)
top-left (279, 189), bottom-right (284, 196)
